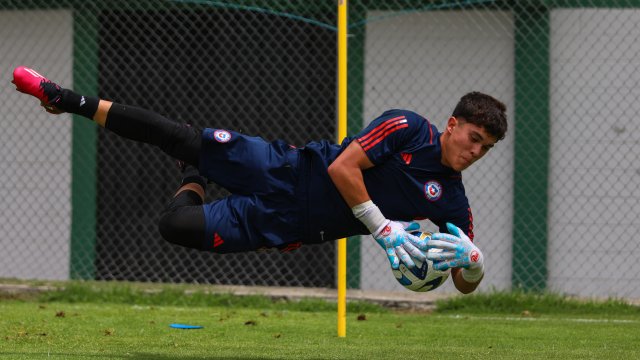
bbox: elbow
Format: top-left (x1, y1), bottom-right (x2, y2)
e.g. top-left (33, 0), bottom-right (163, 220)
top-left (457, 286), bottom-right (476, 295)
top-left (327, 161), bottom-right (342, 180)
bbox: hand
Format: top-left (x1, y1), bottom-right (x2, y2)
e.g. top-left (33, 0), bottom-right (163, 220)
top-left (427, 223), bottom-right (484, 272)
top-left (373, 220), bottom-right (426, 270)
top-left (396, 221), bottom-right (430, 250)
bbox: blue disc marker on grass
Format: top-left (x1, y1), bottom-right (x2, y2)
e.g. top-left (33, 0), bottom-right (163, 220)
top-left (170, 323), bottom-right (203, 329)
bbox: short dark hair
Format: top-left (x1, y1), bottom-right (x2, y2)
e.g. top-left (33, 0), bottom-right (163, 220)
top-left (452, 92), bottom-right (507, 141)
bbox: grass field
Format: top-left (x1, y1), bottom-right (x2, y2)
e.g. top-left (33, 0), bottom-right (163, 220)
top-left (1, 282), bottom-right (639, 359)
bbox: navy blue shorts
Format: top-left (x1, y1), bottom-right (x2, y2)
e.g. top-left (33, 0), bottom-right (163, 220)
top-left (197, 128), bottom-right (305, 253)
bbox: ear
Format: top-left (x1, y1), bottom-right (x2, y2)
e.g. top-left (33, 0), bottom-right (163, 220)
top-left (446, 116), bottom-right (458, 133)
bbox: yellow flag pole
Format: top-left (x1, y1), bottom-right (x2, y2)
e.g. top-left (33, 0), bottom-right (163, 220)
top-left (337, 0), bottom-right (348, 338)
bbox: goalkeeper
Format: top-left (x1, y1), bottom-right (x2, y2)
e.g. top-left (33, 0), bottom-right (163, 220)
top-left (12, 66), bottom-right (507, 294)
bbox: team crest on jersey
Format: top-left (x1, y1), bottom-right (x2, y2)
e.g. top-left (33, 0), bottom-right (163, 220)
top-left (424, 180), bottom-right (443, 201)
top-left (213, 129), bottom-right (231, 143)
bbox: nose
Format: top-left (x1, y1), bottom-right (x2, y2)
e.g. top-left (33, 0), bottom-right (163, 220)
top-left (469, 143), bottom-right (482, 158)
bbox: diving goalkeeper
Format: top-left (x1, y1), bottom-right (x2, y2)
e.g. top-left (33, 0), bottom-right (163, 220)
top-left (12, 66), bottom-right (507, 294)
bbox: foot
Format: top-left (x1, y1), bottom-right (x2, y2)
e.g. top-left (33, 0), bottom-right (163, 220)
top-left (12, 66), bottom-right (64, 113)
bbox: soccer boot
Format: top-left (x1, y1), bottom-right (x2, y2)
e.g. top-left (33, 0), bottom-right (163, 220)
top-left (12, 66), bottom-right (64, 112)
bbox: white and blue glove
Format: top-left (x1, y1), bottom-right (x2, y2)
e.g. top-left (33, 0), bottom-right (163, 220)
top-left (372, 220), bottom-right (427, 269)
top-left (428, 223), bottom-right (484, 283)
top-left (396, 221), bottom-right (431, 250)
top-left (352, 201), bottom-right (427, 269)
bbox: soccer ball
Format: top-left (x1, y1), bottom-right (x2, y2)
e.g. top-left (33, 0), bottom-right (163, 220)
top-left (392, 231), bottom-right (451, 292)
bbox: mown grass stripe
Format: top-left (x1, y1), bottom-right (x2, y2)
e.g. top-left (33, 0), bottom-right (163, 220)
top-left (444, 314), bottom-right (639, 324)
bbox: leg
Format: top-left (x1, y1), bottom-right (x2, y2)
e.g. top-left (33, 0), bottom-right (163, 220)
top-left (158, 166), bottom-right (207, 250)
top-left (158, 192), bottom-right (206, 250)
top-left (101, 101), bottom-right (201, 167)
top-left (159, 173), bottom-right (305, 253)
top-left (199, 129), bottom-right (300, 194)
top-left (12, 66), bottom-right (201, 167)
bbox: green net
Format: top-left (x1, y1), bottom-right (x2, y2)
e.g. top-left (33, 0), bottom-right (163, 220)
top-left (2, 0), bottom-right (639, 300)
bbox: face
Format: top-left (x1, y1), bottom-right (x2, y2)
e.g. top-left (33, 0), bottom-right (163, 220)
top-left (441, 117), bottom-right (497, 171)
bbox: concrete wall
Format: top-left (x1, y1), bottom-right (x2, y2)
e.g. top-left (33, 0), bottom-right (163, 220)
top-left (548, 9), bottom-right (640, 298)
top-left (0, 10), bottom-right (73, 280)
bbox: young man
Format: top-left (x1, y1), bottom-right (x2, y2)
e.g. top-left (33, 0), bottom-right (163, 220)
top-left (12, 66), bottom-right (507, 294)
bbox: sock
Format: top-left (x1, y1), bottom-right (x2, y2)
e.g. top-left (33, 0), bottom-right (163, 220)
top-left (54, 89), bottom-right (100, 119)
top-left (180, 165), bottom-right (207, 189)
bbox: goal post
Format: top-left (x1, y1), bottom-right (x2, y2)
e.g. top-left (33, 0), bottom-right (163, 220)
top-left (336, 0), bottom-right (348, 338)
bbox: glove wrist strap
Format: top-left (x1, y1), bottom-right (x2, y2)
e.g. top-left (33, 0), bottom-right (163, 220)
top-left (352, 200), bottom-right (388, 235)
top-left (461, 265), bottom-right (484, 283)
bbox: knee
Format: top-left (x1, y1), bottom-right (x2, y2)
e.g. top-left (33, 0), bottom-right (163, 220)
top-left (158, 194), bottom-right (206, 250)
top-left (158, 211), bottom-right (184, 246)
top-left (158, 209), bottom-right (205, 251)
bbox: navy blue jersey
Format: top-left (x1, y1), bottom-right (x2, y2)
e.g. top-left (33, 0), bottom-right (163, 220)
top-left (197, 110), bottom-right (474, 253)
top-left (301, 109), bottom-right (474, 243)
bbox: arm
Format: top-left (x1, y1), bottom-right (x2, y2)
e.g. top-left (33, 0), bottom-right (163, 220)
top-left (451, 268), bottom-right (483, 294)
top-left (327, 141), bottom-right (374, 208)
top-left (328, 141), bottom-right (426, 269)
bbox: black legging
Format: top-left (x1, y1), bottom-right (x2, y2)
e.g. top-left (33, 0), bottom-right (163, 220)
top-left (158, 190), bottom-right (206, 250)
top-left (105, 103), bottom-right (201, 166)
top-left (104, 103), bottom-right (208, 250)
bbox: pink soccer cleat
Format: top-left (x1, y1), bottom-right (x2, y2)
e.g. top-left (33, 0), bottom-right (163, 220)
top-left (12, 66), bottom-right (63, 111)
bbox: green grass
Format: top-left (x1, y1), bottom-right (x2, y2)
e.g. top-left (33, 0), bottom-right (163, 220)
top-left (0, 282), bottom-right (639, 359)
top-left (435, 290), bottom-right (640, 317)
top-left (37, 282), bottom-right (385, 314)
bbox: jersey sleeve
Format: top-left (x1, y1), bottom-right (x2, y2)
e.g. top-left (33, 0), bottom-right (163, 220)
top-left (355, 110), bottom-right (426, 165)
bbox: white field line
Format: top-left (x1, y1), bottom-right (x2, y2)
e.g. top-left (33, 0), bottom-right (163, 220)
top-left (443, 314), bottom-right (638, 324)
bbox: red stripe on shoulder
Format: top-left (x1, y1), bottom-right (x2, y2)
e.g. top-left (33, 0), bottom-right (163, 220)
top-left (358, 116), bottom-right (406, 144)
top-left (361, 123), bottom-right (409, 151)
top-left (359, 116), bottom-right (405, 141)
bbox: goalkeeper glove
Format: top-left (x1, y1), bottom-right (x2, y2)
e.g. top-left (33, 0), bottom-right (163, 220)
top-left (428, 223), bottom-right (484, 282)
top-left (352, 201), bottom-right (426, 269)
